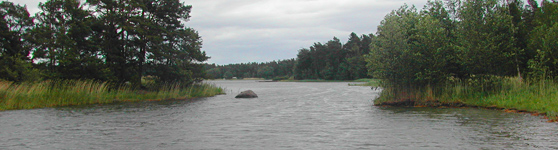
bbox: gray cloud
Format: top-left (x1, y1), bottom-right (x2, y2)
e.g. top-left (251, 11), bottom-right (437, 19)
top-left (12, 0), bottom-right (427, 64)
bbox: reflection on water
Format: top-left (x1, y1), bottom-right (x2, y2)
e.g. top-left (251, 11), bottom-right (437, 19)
top-left (0, 80), bottom-right (557, 149)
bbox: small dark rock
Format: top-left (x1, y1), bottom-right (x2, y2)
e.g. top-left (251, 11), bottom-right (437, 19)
top-left (235, 90), bottom-right (258, 98)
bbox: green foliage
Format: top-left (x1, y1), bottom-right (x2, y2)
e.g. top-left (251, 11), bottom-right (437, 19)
top-left (0, 57), bottom-right (41, 82)
top-left (527, 1), bottom-right (558, 79)
top-left (84, 0), bottom-right (207, 86)
top-left (257, 66), bottom-right (275, 79)
top-left (30, 0), bottom-right (107, 80)
top-left (366, 4), bottom-right (422, 86)
top-left (0, 0), bottom-right (210, 89)
top-left (223, 71), bottom-right (234, 79)
top-left (528, 22), bottom-right (558, 78)
top-left (0, 1), bottom-right (34, 82)
top-left (366, 0), bottom-right (558, 87)
top-left (204, 59), bottom-right (295, 80)
top-left (367, 0), bottom-right (558, 119)
top-left (457, 0), bottom-right (520, 77)
top-left (293, 33), bottom-right (373, 80)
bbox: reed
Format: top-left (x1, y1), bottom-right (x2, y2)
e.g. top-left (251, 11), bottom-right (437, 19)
top-left (466, 80), bottom-right (558, 118)
top-left (0, 80), bottom-right (224, 111)
top-left (374, 77), bottom-right (558, 119)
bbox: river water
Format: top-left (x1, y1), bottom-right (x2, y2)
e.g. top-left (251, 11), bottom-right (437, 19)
top-left (1, 80), bottom-right (557, 149)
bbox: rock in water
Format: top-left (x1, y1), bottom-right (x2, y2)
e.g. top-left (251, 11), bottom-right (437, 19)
top-left (235, 90), bottom-right (258, 98)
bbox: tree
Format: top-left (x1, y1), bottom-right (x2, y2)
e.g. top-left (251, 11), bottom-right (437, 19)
top-left (0, 0), bottom-right (210, 85)
top-left (223, 71), bottom-right (233, 79)
top-left (456, 0), bottom-right (519, 77)
top-left (294, 48), bottom-right (314, 79)
top-left (205, 59), bottom-right (293, 80)
top-left (344, 33), bottom-right (374, 80)
top-left (293, 36), bottom-right (360, 80)
top-left (30, 0), bottom-right (106, 80)
top-left (324, 37), bottom-right (344, 80)
top-left (527, 1), bottom-right (558, 78)
top-left (257, 66), bottom-right (274, 79)
top-left (140, 0), bottom-right (208, 84)
top-left (0, 1), bottom-right (36, 81)
top-left (411, 14), bottom-right (453, 85)
top-left (86, 0), bottom-right (208, 86)
top-left (206, 67), bottom-right (222, 79)
top-left (403, 0), bottom-right (458, 85)
top-left (365, 4), bottom-right (420, 86)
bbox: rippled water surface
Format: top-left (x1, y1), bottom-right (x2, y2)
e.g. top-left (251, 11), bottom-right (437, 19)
top-left (1, 80), bottom-right (557, 149)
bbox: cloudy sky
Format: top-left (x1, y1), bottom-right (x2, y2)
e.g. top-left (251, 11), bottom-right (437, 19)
top-left (13, 0), bottom-right (427, 65)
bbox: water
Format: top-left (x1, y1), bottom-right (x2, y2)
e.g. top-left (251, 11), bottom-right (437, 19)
top-left (1, 80), bottom-right (557, 149)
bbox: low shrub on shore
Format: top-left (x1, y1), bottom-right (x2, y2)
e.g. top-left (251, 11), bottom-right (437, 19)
top-left (0, 80), bottom-right (224, 110)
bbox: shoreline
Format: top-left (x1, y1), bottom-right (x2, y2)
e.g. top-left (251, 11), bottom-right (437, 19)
top-left (366, 78), bottom-right (558, 122)
top-left (0, 80), bottom-right (225, 111)
top-left (0, 92), bottom-right (225, 111)
top-left (376, 99), bottom-right (556, 122)
top-left (0, 91), bottom-right (225, 111)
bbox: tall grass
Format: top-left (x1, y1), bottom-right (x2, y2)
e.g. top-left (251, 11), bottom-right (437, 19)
top-left (467, 80), bottom-right (558, 118)
top-left (374, 76), bottom-right (558, 119)
top-left (0, 80), bottom-right (224, 111)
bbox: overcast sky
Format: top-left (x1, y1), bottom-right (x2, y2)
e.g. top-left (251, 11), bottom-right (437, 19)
top-left (12, 0), bottom-right (427, 65)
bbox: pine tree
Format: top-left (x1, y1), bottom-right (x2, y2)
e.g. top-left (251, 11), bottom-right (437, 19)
top-left (0, 1), bottom-right (35, 81)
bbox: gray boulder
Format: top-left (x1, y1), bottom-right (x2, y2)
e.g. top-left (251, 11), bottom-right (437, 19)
top-left (235, 90), bottom-right (258, 98)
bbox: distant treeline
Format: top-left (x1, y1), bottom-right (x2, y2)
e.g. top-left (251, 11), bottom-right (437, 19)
top-left (205, 59), bottom-right (295, 80)
top-left (0, 0), bottom-right (207, 87)
top-left (205, 32), bottom-right (374, 81)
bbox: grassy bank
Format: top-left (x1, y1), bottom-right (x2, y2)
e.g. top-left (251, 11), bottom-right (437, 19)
top-left (0, 80), bottom-right (224, 110)
top-left (348, 79), bottom-right (381, 86)
top-left (374, 77), bottom-right (558, 121)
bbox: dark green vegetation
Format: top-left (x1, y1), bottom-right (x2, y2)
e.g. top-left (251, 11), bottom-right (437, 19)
top-left (1, 0), bottom-right (207, 86)
top-left (367, 0), bottom-right (558, 119)
top-left (0, 0), bottom-right (222, 110)
top-left (205, 59), bottom-right (295, 80)
top-left (293, 33), bottom-right (373, 80)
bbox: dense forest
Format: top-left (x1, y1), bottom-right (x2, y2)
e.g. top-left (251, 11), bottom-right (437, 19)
top-left (204, 59), bottom-right (295, 80)
top-left (0, 0), bottom-right (207, 88)
top-left (293, 33), bottom-right (373, 80)
top-left (367, 0), bottom-right (558, 118)
top-left (367, 0), bottom-right (557, 87)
